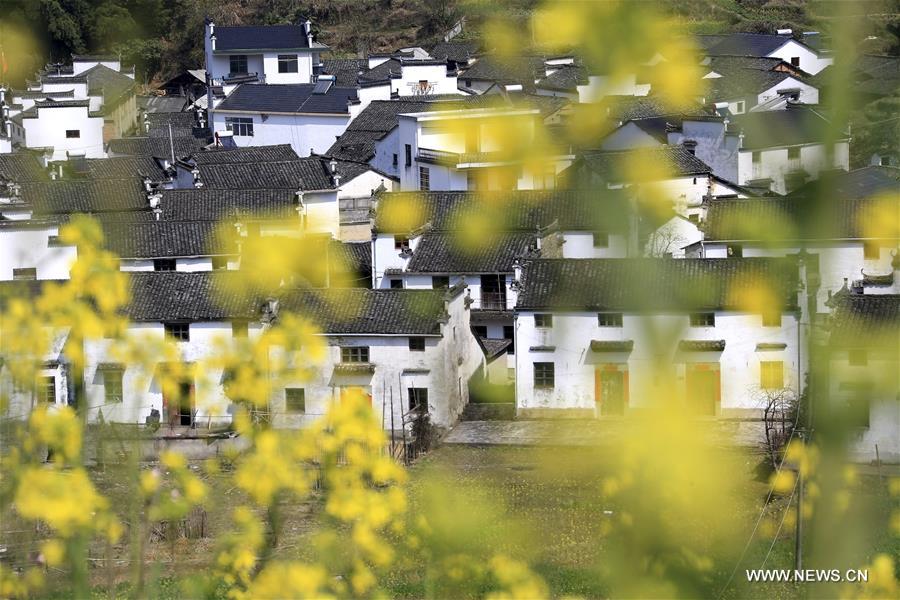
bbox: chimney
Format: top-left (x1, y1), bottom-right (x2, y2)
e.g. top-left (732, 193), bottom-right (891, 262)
top-left (512, 259), bottom-right (523, 284)
top-left (142, 175), bottom-right (152, 192)
top-left (329, 157), bottom-right (337, 174)
top-left (147, 191), bottom-right (162, 220)
top-left (143, 112), bottom-right (150, 134)
top-left (304, 19), bottom-right (314, 47)
top-left (210, 34), bottom-right (216, 52)
top-left (776, 28), bottom-right (793, 36)
top-left (191, 167), bottom-right (203, 188)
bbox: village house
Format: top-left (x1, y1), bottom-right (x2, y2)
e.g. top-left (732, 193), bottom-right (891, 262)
top-left (688, 166), bottom-right (900, 314)
top-left (824, 293), bottom-right (900, 463)
top-left (272, 286), bottom-right (482, 431)
top-left (699, 55), bottom-right (819, 113)
top-left (513, 257), bottom-right (804, 419)
top-left (698, 31), bottom-right (833, 75)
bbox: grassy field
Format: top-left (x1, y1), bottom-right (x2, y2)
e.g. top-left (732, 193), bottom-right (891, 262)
top-left (10, 442), bottom-right (896, 599)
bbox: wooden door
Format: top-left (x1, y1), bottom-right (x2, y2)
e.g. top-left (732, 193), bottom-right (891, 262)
top-left (595, 366), bottom-right (628, 416)
top-left (686, 365), bottom-right (719, 416)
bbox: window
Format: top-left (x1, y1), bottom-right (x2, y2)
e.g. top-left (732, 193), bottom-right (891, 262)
top-left (863, 241), bottom-right (879, 260)
top-left (103, 369), bottom-right (123, 404)
top-left (690, 312), bottom-right (715, 327)
top-left (534, 314), bottom-right (553, 328)
top-left (408, 387), bottom-right (428, 412)
top-left (12, 267), bottom-right (36, 281)
top-left (232, 320), bottom-right (248, 338)
top-left (592, 232), bottom-right (609, 248)
top-left (405, 144), bottom-right (412, 167)
top-left (432, 275), bottom-right (449, 289)
top-left (390, 279), bottom-right (403, 289)
top-left (392, 153), bottom-right (398, 167)
top-left (65, 129), bottom-right (80, 139)
top-left (277, 54), bottom-right (298, 73)
top-left (533, 362), bottom-right (555, 389)
top-left (212, 256), bottom-right (228, 271)
top-left (598, 313), bottom-right (623, 327)
top-left (760, 361), bottom-right (784, 389)
top-left (727, 244), bottom-right (743, 257)
top-left (472, 325), bottom-right (488, 338)
top-left (341, 346), bottom-right (369, 363)
top-left (394, 235), bottom-right (410, 251)
top-left (409, 337), bottom-right (425, 351)
top-left (848, 348), bottom-right (867, 366)
top-left (787, 147), bottom-right (800, 160)
top-left (762, 311), bottom-right (781, 327)
top-left (464, 79), bottom-right (472, 87)
top-left (38, 376), bottom-right (56, 403)
top-left (153, 258), bottom-right (176, 272)
top-left (734, 101), bottom-right (745, 114)
top-left (503, 325), bottom-right (515, 355)
top-left (285, 388), bottom-right (305, 413)
top-left (752, 151), bottom-right (761, 164)
top-left (229, 54), bottom-right (248, 75)
top-left (225, 117), bottom-right (254, 137)
top-left (164, 322), bottom-right (190, 342)
top-left (790, 56), bottom-right (800, 67)
top-left (419, 166), bottom-right (430, 191)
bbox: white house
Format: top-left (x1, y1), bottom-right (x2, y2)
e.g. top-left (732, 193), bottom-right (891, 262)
top-left (825, 293), bottom-right (900, 463)
top-left (700, 56), bottom-right (819, 113)
top-left (700, 31), bottom-right (833, 75)
top-left (689, 168), bottom-right (900, 314)
top-left (514, 257), bottom-right (804, 419)
top-left (210, 81), bottom-right (359, 157)
top-left (359, 58), bottom-right (461, 97)
top-left (0, 218), bottom-right (76, 281)
top-left (203, 19), bottom-right (327, 92)
top-left (10, 100), bottom-right (105, 161)
top-left (273, 286), bottom-right (483, 431)
top-left (396, 107), bottom-right (573, 191)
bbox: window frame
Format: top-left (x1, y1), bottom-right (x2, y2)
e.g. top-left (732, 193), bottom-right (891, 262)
top-left (533, 362), bottom-right (555, 389)
top-left (389, 279), bottom-right (403, 289)
top-left (12, 267), bottom-right (37, 281)
top-left (734, 100), bottom-right (745, 114)
top-left (103, 368), bottom-right (124, 404)
top-left (340, 346), bottom-right (370, 364)
top-left (418, 166), bottom-right (430, 191)
top-left (787, 146), bottom-right (800, 160)
top-left (65, 129), bottom-right (80, 139)
top-left (597, 313), bottom-right (624, 327)
top-left (153, 258), bottom-right (176, 272)
top-left (408, 387), bottom-right (428, 412)
top-left (408, 337), bottom-right (426, 352)
top-left (751, 151), bottom-right (762, 164)
top-left (592, 231), bottom-right (609, 248)
top-left (38, 376), bottom-right (56, 404)
top-left (285, 388), bottom-right (306, 413)
top-left (211, 256), bottom-right (229, 271)
top-left (432, 275), bottom-right (449, 289)
top-left (277, 54), bottom-right (299, 73)
top-left (405, 144), bottom-right (412, 167)
top-left (534, 313), bottom-right (553, 328)
top-left (229, 54), bottom-right (249, 75)
top-left (164, 322), bottom-right (190, 342)
top-left (689, 312), bottom-right (716, 327)
top-left (863, 241), bottom-right (880, 260)
top-left (225, 117), bottom-right (254, 137)
top-left (762, 311), bottom-right (781, 327)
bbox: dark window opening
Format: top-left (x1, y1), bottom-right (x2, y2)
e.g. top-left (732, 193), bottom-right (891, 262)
top-left (787, 147), bottom-right (800, 160)
top-left (341, 346), bottom-right (369, 363)
top-left (752, 151), bottom-right (761, 164)
top-left (153, 258), bottom-right (176, 272)
top-left (690, 312), bottom-right (715, 327)
top-left (405, 144), bottom-right (412, 167)
top-left (225, 117), bottom-right (254, 137)
top-left (103, 369), bottom-right (124, 404)
top-left (277, 54), bottom-right (299, 73)
top-left (534, 362), bottom-right (555, 389)
top-left (285, 388), bottom-right (306, 413)
top-left (503, 325), bottom-right (515, 355)
top-left (762, 311), bottom-right (781, 327)
top-left (534, 313), bottom-right (553, 328)
top-left (863, 241), bottom-right (879, 260)
top-left (390, 279), bottom-right (403, 289)
top-left (727, 244), bottom-right (743, 257)
top-left (12, 267), bottom-right (37, 281)
top-left (65, 130), bottom-right (80, 139)
top-left (38, 376), bottom-right (56, 403)
top-left (394, 235), bottom-right (410, 251)
top-left (164, 322), bottom-right (190, 342)
top-left (232, 320), bottom-right (248, 338)
top-left (472, 325), bottom-right (488, 338)
top-left (432, 275), bottom-right (449, 289)
top-left (480, 274), bottom-right (506, 310)
top-left (598, 313), bottom-right (623, 327)
top-left (419, 166), bottom-right (430, 191)
top-left (592, 232), bottom-right (609, 248)
top-left (409, 337), bottom-right (425, 351)
top-left (408, 387), bottom-right (428, 412)
top-left (229, 54), bottom-right (248, 75)
top-left (212, 256), bottom-right (229, 271)
top-left (392, 153), bottom-right (398, 167)
top-left (790, 56), bottom-right (800, 67)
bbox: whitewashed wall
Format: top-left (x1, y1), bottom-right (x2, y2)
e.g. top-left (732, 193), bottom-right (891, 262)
top-left (210, 111), bottom-right (350, 157)
top-left (0, 225), bottom-right (76, 280)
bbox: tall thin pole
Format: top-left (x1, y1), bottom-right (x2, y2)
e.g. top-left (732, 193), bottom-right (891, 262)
top-left (794, 432), bottom-right (804, 570)
top-left (168, 123), bottom-right (175, 163)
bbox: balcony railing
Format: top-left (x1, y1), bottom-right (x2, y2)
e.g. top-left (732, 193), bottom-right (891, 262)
top-left (477, 291), bottom-right (511, 311)
top-left (417, 147), bottom-right (460, 165)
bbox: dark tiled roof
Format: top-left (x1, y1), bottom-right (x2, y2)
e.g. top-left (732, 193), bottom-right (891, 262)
top-left (516, 258), bottom-right (800, 311)
top-left (196, 158), bottom-right (336, 190)
top-left (406, 231), bottom-right (537, 273)
top-left (214, 25), bottom-right (311, 52)
top-left (704, 33), bottom-right (799, 57)
top-left (705, 56), bottom-right (793, 73)
top-left (828, 294), bottom-right (900, 348)
top-left (597, 96), bottom-right (709, 121)
top-left (26, 179), bottom-right (147, 214)
top-left (216, 83), bottom-right (357, 114)
top-left (101, 221), bottom-right (230, 258)
top-left (126, 271), bottom-right (260, 321)
top-left (730, 106), bottom-right (843, 149)
top-left (186, 144), bottom-right (299, 165)
top-left (792, 166), bottom-right (900, 201)
top-left (334, 241), bottom-right (372, 282)
top-left (679, 340), bottom-right (727, 351)
top-left (461, 56), bottom-right (546, 87)
top-left (358, 59), bottom-right (401, 83)
top-left (326, 99), bottom-right (432, 161)
top-left (430, 40), bottom-right (482, 63)
top-left (146, 112), bottom-right (202, 138)
top-left (82, 156), bottom-right (169, 180)
top-left (589, 340), bottom-right (634, 352)
top-left (706, 69), bottom-right (796, 99)
top-left (139, 95), bottom-right (190, 113)
top-left (375, 190), bottom-right (629, 234)
top-left (578, 145), bottom-right (712, 180)
top-left (535, 64), bottom-right (586, 92)
top-left (321, 59), bottom-right (368, 86)
top-left (702, 183), bottom-right (900, 241)
top-left (107, 136), bottom-right (209, 158)
top-left (108, 188), bottom-right (299, 222)
top-left (478, 337), bottom-right (512, 359)
top-left (278, 289), bottom-right (448, 334)
top-left (83, 64), bottom-right (135, 111)
top-left (0, 153), bottom-right (49, 182)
